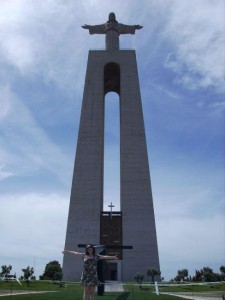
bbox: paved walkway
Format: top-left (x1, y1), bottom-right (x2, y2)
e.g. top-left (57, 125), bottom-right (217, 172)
top-left (0, 291), bottom-right (57, 297)
top-left (104, 281), bottom-right (124, 292)
top-left (162, 291), bottom-right (225, 300)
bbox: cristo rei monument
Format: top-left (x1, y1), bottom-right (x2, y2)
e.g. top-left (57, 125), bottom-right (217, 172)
top-left (63, 13), bottom-right (160, 281)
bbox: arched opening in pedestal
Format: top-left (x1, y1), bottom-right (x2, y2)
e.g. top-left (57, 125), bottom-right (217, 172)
top-left (102, 63), bottom-right (122, 281)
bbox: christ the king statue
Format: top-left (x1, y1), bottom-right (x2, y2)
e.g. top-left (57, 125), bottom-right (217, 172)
top-left (82, 12), bottom-right (143, 50)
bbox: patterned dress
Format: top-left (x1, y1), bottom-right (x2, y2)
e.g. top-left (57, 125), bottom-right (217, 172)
top-left (81, 254), bottom-right (101, 287)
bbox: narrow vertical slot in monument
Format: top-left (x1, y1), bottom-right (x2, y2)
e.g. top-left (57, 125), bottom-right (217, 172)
top-left (63, 12), bottom-right (160, 282)
top-left (103, 92), bottom-right (120, 211)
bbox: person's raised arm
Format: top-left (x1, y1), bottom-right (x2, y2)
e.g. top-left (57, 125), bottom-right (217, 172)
top-left (62, 249), bottom-right (83, 256)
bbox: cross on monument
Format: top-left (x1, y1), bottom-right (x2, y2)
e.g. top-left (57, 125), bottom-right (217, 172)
top-left (108, 202), bottom-right (115, 218)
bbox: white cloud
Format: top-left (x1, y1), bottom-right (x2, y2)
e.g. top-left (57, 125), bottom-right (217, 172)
top-left (163, 0), bottom-right (225, 93)
top-left (0, 193), bottom-right (69, 257)
top-left (157, 215), bottom-right (225, 280)
top-left (0, 164), bottom-right (13, 181)
top-left (0, 192), bottom-right (69, 277)
top-left (158, 214), bottom-right (224, 258)
top-left (1, 35), bottom-right (35, 74)
top-left (0, 85), bottom-right (72, 185)
top-left (154, 185), bottom-right (225, 279)
top-left (208, 101), bottom-right (225, 116)
top-left (0, 0), bottom-right (88, 92)
top-left (0, 85), bottom-right (12, 120)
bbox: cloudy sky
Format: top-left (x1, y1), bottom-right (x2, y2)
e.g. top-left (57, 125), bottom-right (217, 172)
top-left (0, 0), bottom-right (224, 281)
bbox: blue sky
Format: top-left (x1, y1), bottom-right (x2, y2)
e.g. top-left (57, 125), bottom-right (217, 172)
top-left (0, 0), bottom-right (224, 281)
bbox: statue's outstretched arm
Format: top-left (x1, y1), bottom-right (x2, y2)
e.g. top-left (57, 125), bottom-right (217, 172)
top-left (135, 25), bottom-right (143, 30)
top-left (81, 24), bottom-right (106, 34)
top-left (82, 24), bottom-right (91, 29)
top-left (118, 24), bottom-right (143, 34)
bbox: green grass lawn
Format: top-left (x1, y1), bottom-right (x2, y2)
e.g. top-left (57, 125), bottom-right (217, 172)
top-left (0, 280), bottom-right (224, 300)
top-left (159, 281), bottom-right (225, 293)
top-left (0, 291), bottom-right (187, 300)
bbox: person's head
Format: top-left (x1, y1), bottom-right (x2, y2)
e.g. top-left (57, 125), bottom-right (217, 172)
top-left (85, 244), bottom-right (95, 255)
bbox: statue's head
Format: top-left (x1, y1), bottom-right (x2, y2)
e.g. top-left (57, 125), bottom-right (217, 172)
top-left (108, 12), bottom-right (116, 22)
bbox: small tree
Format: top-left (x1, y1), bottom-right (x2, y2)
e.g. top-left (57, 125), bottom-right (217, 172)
top-left (40, 261), bottom-right (62, 281)
top-left (202, 267), bottom-right (215, 282)
top-left (192, 269), bottom-right (202, 282)
top-left (220, 266), bottom-right (225, 281)
top-left (147, 268), bottom-right (161, 283)
top-left (192, 267), bottom-right (220, 282)
top-left (134, 273), bottom-right (144, 289)
top-left (174, 269), bottom-right (188, 281)
top-left (1, 265), bottom-right (12, 279)
top-left (21, 266), bottom-right (34, 286)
